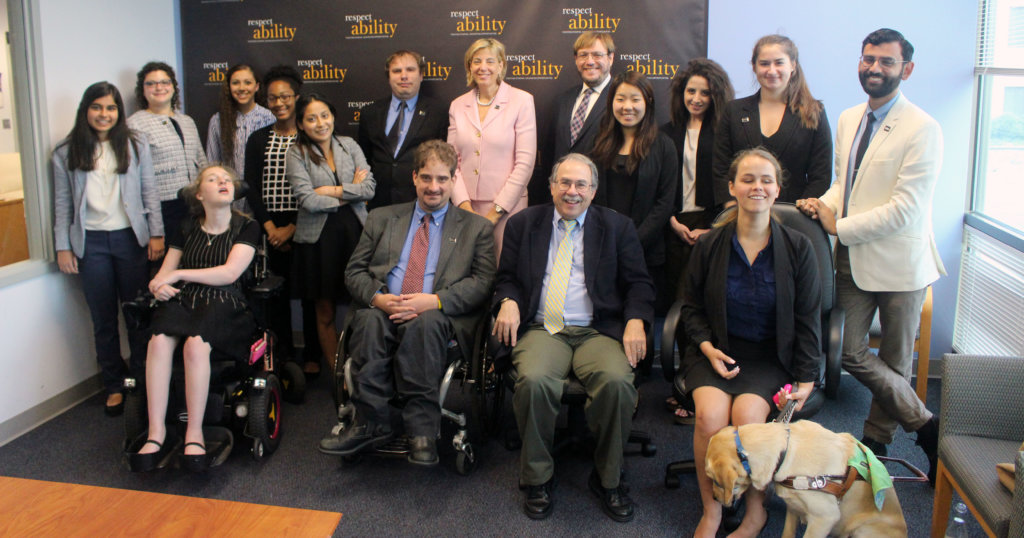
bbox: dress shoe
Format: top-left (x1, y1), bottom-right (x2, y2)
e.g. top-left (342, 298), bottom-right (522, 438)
top-left (523, 479), bottom-right (554, 520)
top-left (318, 420), bottom-right (393, 456)
top-left (182, 442), bottom-right (210, 473)
top-left (860, 435), bottom-right (888, 457)
top-left (588, 468), bottom-right (634, 522)
top-left (105, 393), bottom-right (125, 417)
top-left (408, 436), bottom-right (439, 466)
top-left (915, 415), bottom-right (939, 485)
top-left (127, 435), bottom-right (179, 472)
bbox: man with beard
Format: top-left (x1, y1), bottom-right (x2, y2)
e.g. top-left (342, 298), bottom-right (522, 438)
top-left (492, 153), bottom-right (654, 521)
top-left (797, 28), bottom-right (944, 483)
top-left (318, 140), bottom-right (495, 465)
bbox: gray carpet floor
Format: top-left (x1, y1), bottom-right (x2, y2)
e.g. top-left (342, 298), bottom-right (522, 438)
top-left (0, 367), bottom-right (985, 537)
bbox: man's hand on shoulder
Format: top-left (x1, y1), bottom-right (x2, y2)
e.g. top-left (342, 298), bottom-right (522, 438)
top-left (622, 319), bottom-right (647, 368)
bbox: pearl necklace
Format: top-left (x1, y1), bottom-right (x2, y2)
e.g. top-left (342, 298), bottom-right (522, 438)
top-left (475, 90), bottom-right (496, 107)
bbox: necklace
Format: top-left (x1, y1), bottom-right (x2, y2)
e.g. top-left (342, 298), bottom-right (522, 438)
top-left (475, 90), bottom-right (496, 107)
top-left (200, 225), bottom-right (217, 246)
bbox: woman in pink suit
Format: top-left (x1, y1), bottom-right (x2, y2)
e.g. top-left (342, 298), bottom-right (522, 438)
top-left (448, 38), bottom-right (537, 251)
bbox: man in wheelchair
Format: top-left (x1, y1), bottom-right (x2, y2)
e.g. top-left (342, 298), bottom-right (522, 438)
top-left (318, 140), bottom-right (496, 465)
top-left (491, 153), bottom-right (654, 521)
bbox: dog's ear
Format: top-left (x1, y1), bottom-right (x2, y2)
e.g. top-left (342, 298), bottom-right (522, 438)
top-left (743, 425), bottom-right (782, 491)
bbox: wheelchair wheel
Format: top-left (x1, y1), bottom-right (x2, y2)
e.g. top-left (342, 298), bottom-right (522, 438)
top-left (248, 373), bottom-right (282, 460)
top-left (331, 330), bottom-right (348, 409)
top-left (123, 389), bottom-right (147, 451)
top-left (455, 446), bottom-right (477, 476)
top-left (279, 361), bottom-right (306, 404)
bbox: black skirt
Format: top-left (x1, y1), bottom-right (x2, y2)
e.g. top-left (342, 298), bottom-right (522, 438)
top-left (292, 205), bottom-right (361, 302)
top-left (683, 336), bottom-right (790, 405)
top-left (149, 291), bottom-right (257, 362)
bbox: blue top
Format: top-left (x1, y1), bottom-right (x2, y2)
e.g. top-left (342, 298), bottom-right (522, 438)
top-left (386, 201), bottom-right (449, 294)
top-left (726, 233), bottom-right (776, 341)
top-left (386, 94), bottom-right (420, 157)
top-left (535, 208), bottom-right (593, 327)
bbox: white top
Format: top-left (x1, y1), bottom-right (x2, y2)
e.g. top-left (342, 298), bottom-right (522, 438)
top-left (571, 75), bottom-right (612, 124)
top-left (681, 127), bottom-right (703, 213)
top-left (84, 142), bottom-right (131, 231)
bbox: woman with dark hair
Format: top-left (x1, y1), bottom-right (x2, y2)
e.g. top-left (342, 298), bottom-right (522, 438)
top-left (52, 82), bottom-right (163, 416)
top-left (206, 64), bottom-right (274, 183)
top-left (128, 61), bottom-right (207, 241)
top-left (713, 35), bottom-right (832, 206)
top-left (242, 65), bottom-right (320, 374)
top-left (288, 94), bottom-right (374, 374)
top-left (681, 148), bottom-right (821, 537)
top-left (590, 71), bottom-right (677, 310)
top-left (133, 164), bottom-right (260, 471)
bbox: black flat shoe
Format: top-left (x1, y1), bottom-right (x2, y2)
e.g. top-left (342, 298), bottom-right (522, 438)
top-left (182, 442), bottom-right (210, 472)
top-left (105, 393), bottom-right (125, 417)
top-left (523, 479), bottom-right (555, 520)
top-left (588, 469), bottom-right (634, 522)
top-left (126, 435), bottom-right (179, 472)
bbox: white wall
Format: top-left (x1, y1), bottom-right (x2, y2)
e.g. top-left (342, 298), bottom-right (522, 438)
top-left (708, 0), bottom-right (976, 356)
top-left (0, 0), bottom-right (178, 431)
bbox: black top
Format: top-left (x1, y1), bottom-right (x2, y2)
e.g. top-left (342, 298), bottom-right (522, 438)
top-left (171, 213), bottom-right (260, 306)
top-left (603, 155), bottom-right (637, 217)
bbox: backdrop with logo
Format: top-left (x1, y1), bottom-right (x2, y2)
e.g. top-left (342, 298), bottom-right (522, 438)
top-left (181, 0), bottom-right (707, 188)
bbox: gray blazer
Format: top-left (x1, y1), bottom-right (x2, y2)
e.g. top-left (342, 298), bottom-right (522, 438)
top-left (345, 201), bottom-right (496, 351)
top-left (288, 135), bottom-right (375, 244)
top-left (52, 137), bottom-right (163, 257)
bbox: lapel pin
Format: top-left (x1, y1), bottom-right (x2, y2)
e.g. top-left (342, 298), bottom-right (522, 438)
top-left (447, 237), bottom-right (457, 243)
top-left (740, 116), bottom-right (750, 123)
top-left (494, 105), bottom-right (501, 110)
top-left (883, 125), bottom-right (891, 132)
top-left (418, 110), bottom-right (425, 116)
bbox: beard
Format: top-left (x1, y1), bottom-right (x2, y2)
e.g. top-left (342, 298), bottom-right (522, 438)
top-left (859, 70), bottom-right (901, 99)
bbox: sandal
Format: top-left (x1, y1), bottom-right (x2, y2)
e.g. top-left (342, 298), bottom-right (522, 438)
top-left (664, 396), bottom-right (680, 412)
top-left (672, 406), bottom-right (696, 425)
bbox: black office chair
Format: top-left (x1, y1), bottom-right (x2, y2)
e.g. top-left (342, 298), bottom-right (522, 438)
top-left (660, 202), bottom-right (843, 488)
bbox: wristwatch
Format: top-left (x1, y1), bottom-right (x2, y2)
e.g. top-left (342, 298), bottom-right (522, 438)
top-left (494, 204), bottom-right (507, 215)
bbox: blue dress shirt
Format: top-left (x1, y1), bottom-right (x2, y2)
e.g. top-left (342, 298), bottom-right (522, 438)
top-left (535, 209), bottom-right (594, 327)
top-left (726, 233), bottom-right (776, 342)
top-left (385, 94), bottom-right (420, 157)
top-left (386, 202), bottom-right (448, 294)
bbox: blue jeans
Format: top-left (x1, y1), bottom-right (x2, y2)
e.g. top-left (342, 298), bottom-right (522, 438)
top-left (78, 228), bottom-right (149, 394)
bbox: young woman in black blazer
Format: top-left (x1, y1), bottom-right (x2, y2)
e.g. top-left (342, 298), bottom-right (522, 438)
top-left (712, 35), bottom-right (832, 206)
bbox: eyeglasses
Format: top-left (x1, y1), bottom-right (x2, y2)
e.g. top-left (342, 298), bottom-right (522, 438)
top-left (267, 93), bottom-right (296, 104)
top-left (576, 52), bottom-right (608, 60)
top-left (555, 179), bottom-right (592, 193)
top-left (860, 55), bottom-right (904, 68)
top-left (143, 79), bottom-right (173, 88)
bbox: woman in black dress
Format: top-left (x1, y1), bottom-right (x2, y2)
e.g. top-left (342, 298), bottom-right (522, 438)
top-left (681, 148), bottom-right (821, 537)
top-left (135, 164), bottom-right (259, 470)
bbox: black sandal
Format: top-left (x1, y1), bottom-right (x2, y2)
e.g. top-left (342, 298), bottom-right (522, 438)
top-left (182, 442), bottom-right (209, 472)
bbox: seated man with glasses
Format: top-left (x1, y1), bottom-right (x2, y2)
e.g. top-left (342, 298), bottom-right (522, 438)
top-left (492, 153), bottom-right (654, 522)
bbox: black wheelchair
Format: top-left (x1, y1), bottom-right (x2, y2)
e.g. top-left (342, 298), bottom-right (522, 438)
top-left (121, 233), bottom-right (305, 470)
top-left (327, 310), bottom-right (491, 475)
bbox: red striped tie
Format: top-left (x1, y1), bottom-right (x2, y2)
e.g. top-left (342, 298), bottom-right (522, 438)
top-left (401, 215), bottom-right (431, 294)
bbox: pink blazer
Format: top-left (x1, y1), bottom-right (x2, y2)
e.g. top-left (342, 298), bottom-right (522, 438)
top-left (448, 81), bottom-right (537, 214)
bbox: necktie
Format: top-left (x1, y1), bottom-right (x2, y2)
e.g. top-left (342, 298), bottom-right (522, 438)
top-left (543, 219), bottom-right (578, 335)
top-left (401, 214), bottom-right (431, 295)
top-left (569, 88), bottom-right (594, 147)
top-left (387, 100), bottom-right (407, 156)
top-left (844, 112), bottom-right (876, 216)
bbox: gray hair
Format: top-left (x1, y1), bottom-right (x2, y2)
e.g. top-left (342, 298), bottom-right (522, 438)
top-left (549, 152), bottom-right (599, 189)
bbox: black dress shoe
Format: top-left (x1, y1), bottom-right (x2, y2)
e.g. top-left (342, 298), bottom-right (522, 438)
top-left (523, 479), bottom-right (554, 520)
top-left (318, 420), bottom-right (393, 456)
top-left (182, 442), bottom-right (210, 473)
top-left (588, 469), bottom-right (634, 522)
top-left (860, 435), bottom-right (888, 457)
top-left (915, 415), bottom-right (939, 485)
top-left (408, 436), bottom-right (439, 466)
top-left (105, 393), bottom-right (125, 417)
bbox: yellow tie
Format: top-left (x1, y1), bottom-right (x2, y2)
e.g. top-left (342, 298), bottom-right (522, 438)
top-left (543, 219), bottom-right (578, 335)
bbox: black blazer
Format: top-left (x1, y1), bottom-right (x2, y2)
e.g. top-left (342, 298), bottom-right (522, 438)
top-left (712, 92), bottom-right (832, 205)
top-left (679, 219), bottom-right (822, 383)
top-left (493, 204), bottom-right (655, 341)
top-left (592, 132), bottom-right (678, 266)
top-left (542, 83), bottom-right (608, 175)
top-left (244, 125), bottom-right (296, 228)
top-left (662, 119), bottom-right (717, 221)
top-left (357, 95), bottom-right (449, 209)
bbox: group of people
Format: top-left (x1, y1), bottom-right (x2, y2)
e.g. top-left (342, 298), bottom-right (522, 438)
top-left (52, 26), bottom-right (943, 533)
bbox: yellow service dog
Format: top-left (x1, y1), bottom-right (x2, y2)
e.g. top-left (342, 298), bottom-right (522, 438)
top-left (706, 420), bottom-right (907, 538)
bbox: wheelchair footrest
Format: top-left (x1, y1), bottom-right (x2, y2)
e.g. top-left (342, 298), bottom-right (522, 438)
top-left (203, 426), bottom-right (234, 468)
top-left (366, 435), bottom-right (412, 457)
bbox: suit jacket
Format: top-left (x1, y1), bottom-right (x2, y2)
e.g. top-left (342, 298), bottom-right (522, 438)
top-left (448, 81), bottom-right (537, 214)
top-left (493, 204), bottom-right (655, 341)
top-left (345, 201), bottom-right (496, 351)
top-left (357, 95), bottom-right (449, 210)
top-left (287, 135), bottom-right (376, 244)
top-left (549, 83), bottom-right (607, 168)
top-left (712, 92), bottom-right (833, 205)
top-left (592, 132), bottom-right (678, 266)
top-left (679, 219), bottom-right (822, 383)
top-left (662, 119), bottom-right (716, 217)
top-left (52, 137), bottom-right (163, 257)
top-left (819, 94), bottom-right (945, 292)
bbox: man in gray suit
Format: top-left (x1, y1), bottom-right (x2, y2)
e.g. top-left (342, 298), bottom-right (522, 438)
top-left (319, 140), bottom-right (496, 465)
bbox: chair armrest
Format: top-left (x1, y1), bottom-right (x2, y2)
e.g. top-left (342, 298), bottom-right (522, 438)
top-left (661, 299), bottom-right (684, 383)
top-left (939, 354), bottom-right (1024, 441)
top-left (1012, 450), bottom-right (1024, 538)
top-left (824, 307), bottom-right (844, 399)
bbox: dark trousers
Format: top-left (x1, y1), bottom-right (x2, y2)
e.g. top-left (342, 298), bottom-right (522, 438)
top-left (348, 308), bottom-right (452, 437)
top-left (78, 228), bottom-right (149, 394)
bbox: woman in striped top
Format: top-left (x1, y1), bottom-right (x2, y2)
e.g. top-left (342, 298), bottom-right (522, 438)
top-left (206, 64), bottom-right (274, 184)
top-left (138, 164), bottom-right (260, 470)
top-left (128, 61), bottom-right (207, 244)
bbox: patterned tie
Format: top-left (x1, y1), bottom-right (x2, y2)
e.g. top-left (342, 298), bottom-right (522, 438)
top-left (401, 214), bottom-right (431, 294)
top-left (543, 219), bottom-right (578, 335)
top-left (569, 88), bottom-right (594, 147)
top-left (387, 100), bottom-right (407, 156)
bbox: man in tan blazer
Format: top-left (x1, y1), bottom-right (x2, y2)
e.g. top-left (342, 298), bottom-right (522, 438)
top-left (798, 28), bottom-right (944, 483)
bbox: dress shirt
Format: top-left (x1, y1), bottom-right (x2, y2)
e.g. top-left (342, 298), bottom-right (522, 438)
top-left (845, 93), bottom-right (900, 192)
top-left (385, 94), bottom-right (419, 157)
top-left (386, 202), bottom-right (449, 294)
top-left (535, 209), bottom-right (593, 326)
top-left (571, 75), bottom-right (611, 124)
top-left (726, 233), bottom-right (776, 342)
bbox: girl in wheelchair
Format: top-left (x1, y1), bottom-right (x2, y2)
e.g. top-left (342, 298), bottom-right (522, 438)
top-left (133, 164), bottom-right (260, 471)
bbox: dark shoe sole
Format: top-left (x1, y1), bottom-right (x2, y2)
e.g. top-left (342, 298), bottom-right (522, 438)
top-left (318, 432), bottom-right (394, 456)
top-left (105, 402), bottom-right (125, 417)
top-left (407, 453), bottom-right (440, 466)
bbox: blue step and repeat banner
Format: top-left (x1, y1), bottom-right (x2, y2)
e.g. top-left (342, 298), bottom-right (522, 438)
top-left (181, 0), bottom-right (707, 187)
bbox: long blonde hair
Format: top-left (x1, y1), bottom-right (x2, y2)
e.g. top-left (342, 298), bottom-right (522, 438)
top-left (715, 147), bottom-right (784, 227)
top-left (751, 35), bottom-right (823, 130)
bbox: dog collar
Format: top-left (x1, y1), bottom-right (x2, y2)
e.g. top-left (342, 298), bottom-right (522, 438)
top-left (733, 428), bottom-right (752, 475)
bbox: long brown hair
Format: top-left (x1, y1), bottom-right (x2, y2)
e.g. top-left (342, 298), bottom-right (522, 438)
top-left (63, 82), bottom-right (135, 173)
top-left (751, 35), bottom-right (823, 130)
top-left (218, 64), bottom-right (259, 169)
top-left (590, 72), bottom-right (659, 174)
top-left (669, 58), bottom-right (734, 129)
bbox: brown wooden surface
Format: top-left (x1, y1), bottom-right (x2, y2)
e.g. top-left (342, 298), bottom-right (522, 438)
top-left (0, 476), bottom-right (341, 537)
top-left (0, 198), bottom-right (29, 267)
